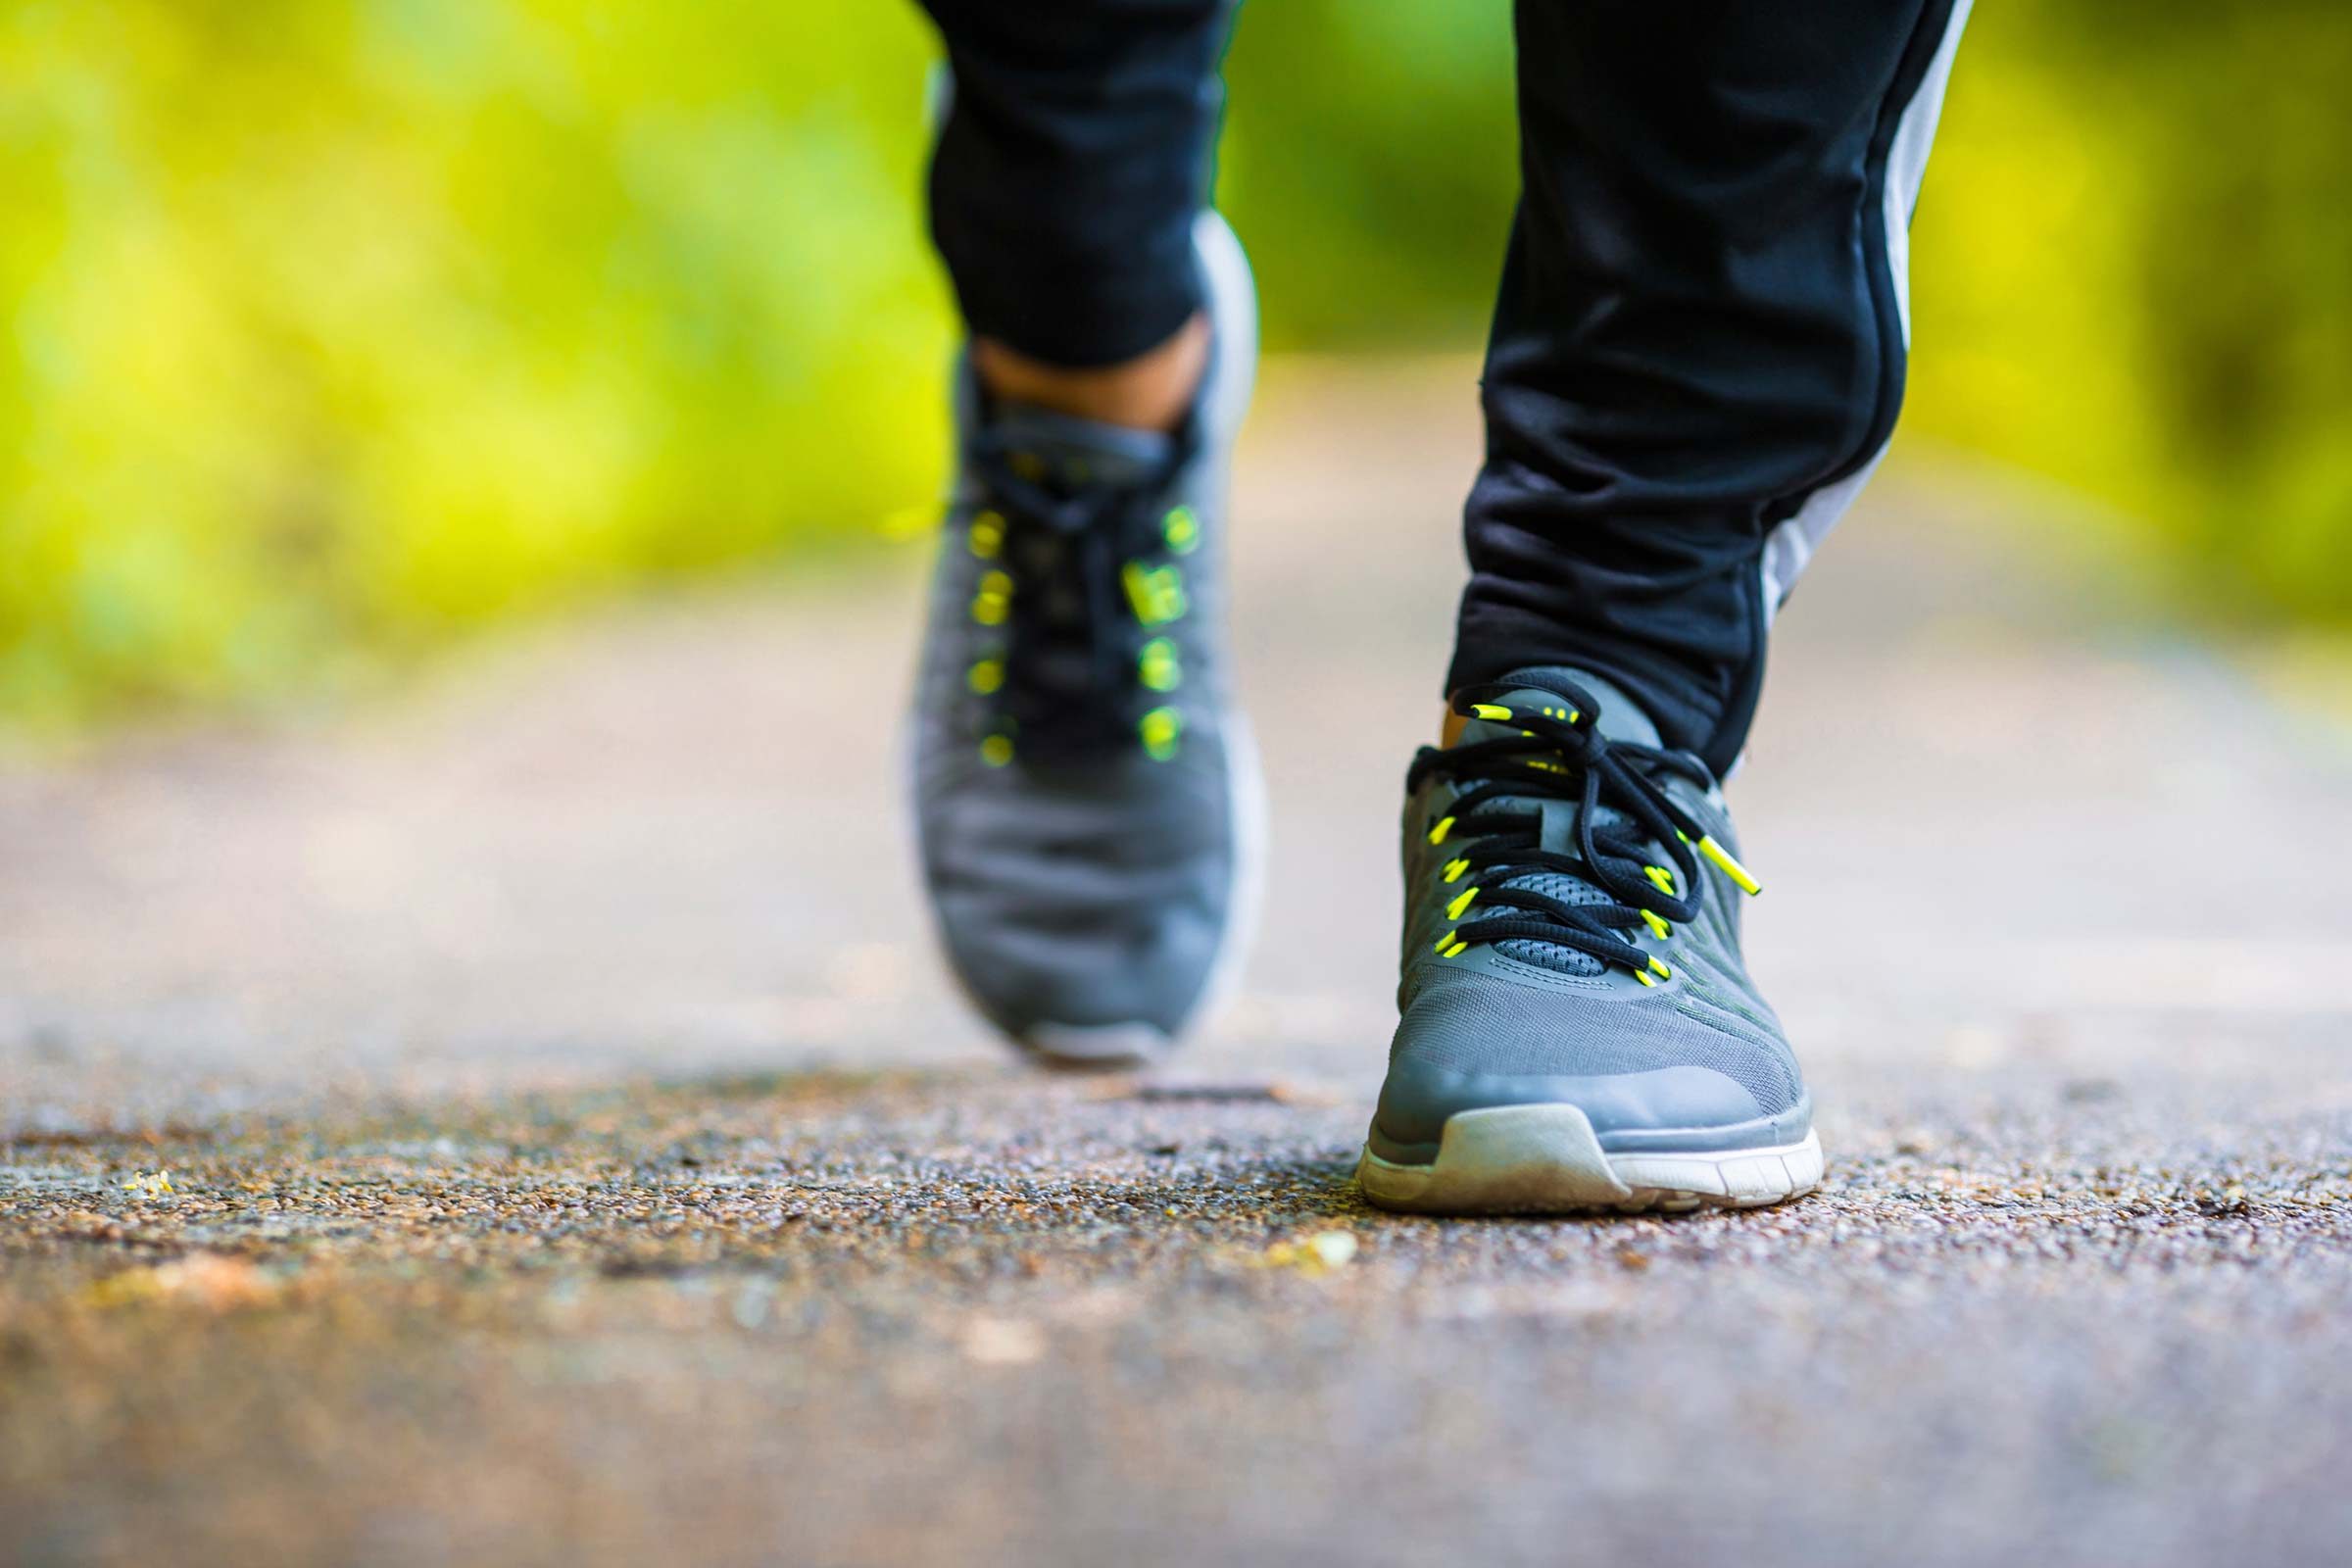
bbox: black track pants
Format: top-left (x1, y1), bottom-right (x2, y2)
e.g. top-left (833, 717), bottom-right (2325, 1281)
top-left (915, 0), bottom-right (1972, 770)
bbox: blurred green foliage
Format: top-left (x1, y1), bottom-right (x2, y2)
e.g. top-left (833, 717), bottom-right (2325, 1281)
top-left (3, 2), bottom-right (2349, 723)
top-left (1909, 4), bottom-right (2352, 623)
top-left (0, 0), bottom-right (947, 721)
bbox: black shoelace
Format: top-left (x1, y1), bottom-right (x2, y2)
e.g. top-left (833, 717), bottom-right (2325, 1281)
top-left (965, 423), bottom-right (1198, 762)
top-left (1409, 679), bottom-right (1759, 977)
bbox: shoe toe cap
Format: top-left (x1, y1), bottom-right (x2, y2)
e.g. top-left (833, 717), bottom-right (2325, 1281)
top-left (940, 907), bottom-right (1218, 1042)
top-left (1370, 1059), bottom-right (1766, 1163)
top-left (1370, 966), bottom-right (1804, 1160)
top-left (920, 760), bottom-right (1237, 1043)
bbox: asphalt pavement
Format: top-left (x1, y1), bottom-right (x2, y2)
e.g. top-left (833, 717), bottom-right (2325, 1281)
top-left (5, 360), bottom-right (2351, 1566)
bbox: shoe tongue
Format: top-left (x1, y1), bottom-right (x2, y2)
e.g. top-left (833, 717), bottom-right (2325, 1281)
top-left (1452, 664), bottom-right (1657, 852)
top-left (1454, 666), bottom-right (1662, 751)
top-left (1447, 667), bottom-right (1663, 980)
top-left (988, 402), bottom-right (1175, 491)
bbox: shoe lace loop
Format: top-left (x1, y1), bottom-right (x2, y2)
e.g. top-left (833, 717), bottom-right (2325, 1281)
top-left (964, 427), bottom-right (1197, 762)
top-left (1407, 678), bottom-right (1760, 978)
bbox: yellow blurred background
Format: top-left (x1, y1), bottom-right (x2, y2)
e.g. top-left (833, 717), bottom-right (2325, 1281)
top-left (4, 1), bottom-right (2348, 726)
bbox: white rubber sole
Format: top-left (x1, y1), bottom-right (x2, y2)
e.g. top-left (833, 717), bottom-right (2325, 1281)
top-left (1023, 1022), bottom-right (1175, 1073)
top-left (1355, 1103), bottom-right (1825, 1216)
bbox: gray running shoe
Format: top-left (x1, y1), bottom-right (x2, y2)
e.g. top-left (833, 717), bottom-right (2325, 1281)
top-left (1356, 668), bottom-right (1822, 1213)
top-left (911, 212), bottom-right (1260, 1069)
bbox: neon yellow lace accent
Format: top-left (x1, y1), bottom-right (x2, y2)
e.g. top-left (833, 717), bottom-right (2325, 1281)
top-left (1138, 636), bottom-right (1181, 692)
top-left (967, 659), bottom-right (1004, 695)
top-left (967, 511), bottom-right (1004, 558)
top-left (1121, 562), bottom-right (1187, 626)
top-left (979, 734), bottom-right (1013, 767)
top-left (1139, 706), bottom-right (1183, 761)
top-left (971, 568), bottom-right (1012, 626)
top-left (1696, 835), bottom-right (1761, 895)
top-left (1162, 507), bottom-right (1200, 554)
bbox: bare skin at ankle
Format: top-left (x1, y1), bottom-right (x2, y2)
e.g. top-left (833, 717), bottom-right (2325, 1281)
top-left (973, 313), bottom-right (1209, 434)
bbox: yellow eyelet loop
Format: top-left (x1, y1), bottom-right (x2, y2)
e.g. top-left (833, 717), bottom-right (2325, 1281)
top-left (1442, 858), bottom-right (1470, 884)
top-left (1122, 562), bottom-right (1187, 627)
top-left (979, 734), bottom-right (1013, 767)
top-left (1445, 887), bottom-right (1479, 921)
top-left (967, 511), bottom-right (1004, 558)
top-left (971, 568), bottom-right (1013, 626)
top-left (1138, 636), bottom-right (1181, 692)
top-left (1427, 815), bottom-right (1455, 846)
top-left (1162, 506), bottom-right (1200, 555)
top-left (967, 659), bottom-right (1004, 695)
top-left (1139, 705), bottom-right (1183, 761)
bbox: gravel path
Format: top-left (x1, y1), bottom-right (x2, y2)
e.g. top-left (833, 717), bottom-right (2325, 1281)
top-left (5, 363), bottom-right (2351, 1566)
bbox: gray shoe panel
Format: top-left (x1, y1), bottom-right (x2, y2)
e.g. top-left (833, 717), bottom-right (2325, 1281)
top-left (1385, 957), bottom-right (1802, 1118)
top-left (923, 743), bottom-right (1236, 1037)
top-left (1368, 1062), bottom-right (1808, 1164)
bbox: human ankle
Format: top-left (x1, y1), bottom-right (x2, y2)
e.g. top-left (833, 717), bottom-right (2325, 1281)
top-left (972, 314), bottom-right (1208, 434)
